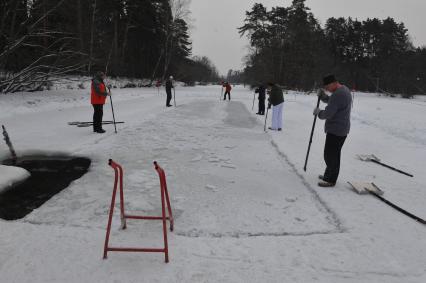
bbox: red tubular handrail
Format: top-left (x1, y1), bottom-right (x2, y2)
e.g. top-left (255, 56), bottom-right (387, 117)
top-left (103, 159), bottom-right (174, 263)
top-left (154, 161), bottom-right (174, 231)
top-left (108, 160), bottom-right (127, 229)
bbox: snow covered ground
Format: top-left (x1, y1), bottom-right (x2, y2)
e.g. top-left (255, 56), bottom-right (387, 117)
top-left (0, 85), bottom-right (425, 282)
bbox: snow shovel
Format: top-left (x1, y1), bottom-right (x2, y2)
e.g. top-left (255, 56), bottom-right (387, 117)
top-left (348, 182), bottom-right (425, 225)
top-left (356, 154), bottom-right (413, 177)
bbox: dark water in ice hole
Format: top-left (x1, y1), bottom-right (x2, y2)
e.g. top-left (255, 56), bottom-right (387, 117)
top-left (0, 155), bottom-right (91, 220)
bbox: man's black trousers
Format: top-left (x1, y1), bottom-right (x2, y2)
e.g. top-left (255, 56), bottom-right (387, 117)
top-left (166, 90), bottom-right (172, 106)
top-left (323, 133), bottom-right (347, 183)
top-left (92, 104), bottom-right (104, 131)
top-left (258, 99), bottom-right (265, 114)
top-left (223, 91), bottom-right (231, 100)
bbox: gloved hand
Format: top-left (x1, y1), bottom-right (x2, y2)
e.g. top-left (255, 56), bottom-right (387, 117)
top-left (313, 107), bottom-right (321, 116)
top-left (317, 89), bottom-right (327, 100)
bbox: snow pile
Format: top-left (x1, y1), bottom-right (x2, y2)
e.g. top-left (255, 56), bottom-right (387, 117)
top-left (0, 165), bottom-right (30, 193)
top-left (37, 76), bottom-right (154, 92)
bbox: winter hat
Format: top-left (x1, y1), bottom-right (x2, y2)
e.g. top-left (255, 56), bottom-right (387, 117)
top-left (95, 71), bottom-right (105, 79)
top-left (323, 74), bottom-right (337, 86)
top-left (169, 76), bottom-right (174, 80)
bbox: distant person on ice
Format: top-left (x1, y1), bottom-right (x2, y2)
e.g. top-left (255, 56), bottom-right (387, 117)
top-left (223, 82), bottom-right (232, 100)
top-left (91, 71), bottom-right (110, 133)
top-left (165, 76), bottom-right (174, 107)
top-left (255, 84), bottom-right (266, 115)
top-left (313, 74), bottom-right (352, 187)
top-left (267, 82), bottom-right (284, 131)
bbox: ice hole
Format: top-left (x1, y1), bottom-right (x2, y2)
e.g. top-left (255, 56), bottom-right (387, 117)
top-left (0, 155), bottom-right (91, 220)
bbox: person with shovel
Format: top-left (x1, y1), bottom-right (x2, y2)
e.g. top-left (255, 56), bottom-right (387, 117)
top-left (313, 74), bottom-right (352, 187)
top-left (223, 82), bottom-right (232, 101)
top-left (91, 71), bottom-right (110, 133)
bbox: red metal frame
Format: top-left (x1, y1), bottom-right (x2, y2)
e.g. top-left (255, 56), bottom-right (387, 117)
top-left (103, 159), bottom-right (174, 263)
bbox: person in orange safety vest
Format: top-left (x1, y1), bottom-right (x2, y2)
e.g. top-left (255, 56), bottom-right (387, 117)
top-left (91, 71), bottom-right (110, 133)
top-left (223, 82), bottom-right (232, 101)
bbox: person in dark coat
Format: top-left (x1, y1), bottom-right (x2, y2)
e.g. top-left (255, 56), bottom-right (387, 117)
top-left (313, 74), bottom-right (352, 187)
top-left (165, 76), bottom-right (174, 107)
top-left (255, 84), bottom-right (266, 115)
top-left (223, 82), bottom-right (232, 100)
top-left (91, 71), bottom-right (109, 133)
top-left (267, 82), bottom-right (284, 131)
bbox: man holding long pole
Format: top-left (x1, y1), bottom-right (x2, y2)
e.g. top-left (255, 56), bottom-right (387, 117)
top-left (313, 75), bottom-right (352, 187)
top-left (165, 76), bottom-right (174, 107)
top-left (255, 84), bottom-right (266, 115)
top-left (91, 71), bottom-right (110, 133)
top-left (223, 82), bottom-right (232, 101)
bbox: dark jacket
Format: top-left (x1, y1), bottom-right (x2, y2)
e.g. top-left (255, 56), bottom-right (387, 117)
top-left (255, 86), bottom-right (266, 100)
top-left (268, 85), bottom-right (284, 106)
top-left (224, 83), bottom-right (232, 92)
top-left (318, 85), bottom-right (352, 136)
top-left (165, 79), bottom-right (174, 92)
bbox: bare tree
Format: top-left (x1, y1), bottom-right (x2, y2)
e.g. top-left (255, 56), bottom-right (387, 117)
top-left (87, 0), bottom-right (97, 74)
top-left (0, 0), bottom-right (86, 93)
top-left (0, 29), bottom-right (86, 93)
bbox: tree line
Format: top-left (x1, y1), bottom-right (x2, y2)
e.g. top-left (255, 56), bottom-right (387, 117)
top-left (239, 0), bottom-right (426, 96)
top-left (0, 0), bottom-right (220, 93)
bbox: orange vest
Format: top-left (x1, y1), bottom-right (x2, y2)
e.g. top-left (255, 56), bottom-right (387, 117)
top-left (91, 81), bottom-right (107, 105)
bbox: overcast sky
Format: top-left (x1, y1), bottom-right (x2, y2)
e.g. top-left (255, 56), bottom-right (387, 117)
top-left (189, 0), bottom-right (426, 75)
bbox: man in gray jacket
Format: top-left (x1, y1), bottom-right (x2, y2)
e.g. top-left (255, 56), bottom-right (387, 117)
top-left (313, 75), bottom-right (352, 187)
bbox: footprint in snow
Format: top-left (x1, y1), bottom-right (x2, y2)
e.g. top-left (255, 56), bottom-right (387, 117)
top-left (263, 201), bottom-right (273, 207)
top-left (205, 185), bottom-right (218, 192)
top-left (221, 164), bottom-right (236, 169)
top-left (225, 145), bottom-right (236, 149)
top-left (191, 155), bottom-right (203, 162)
